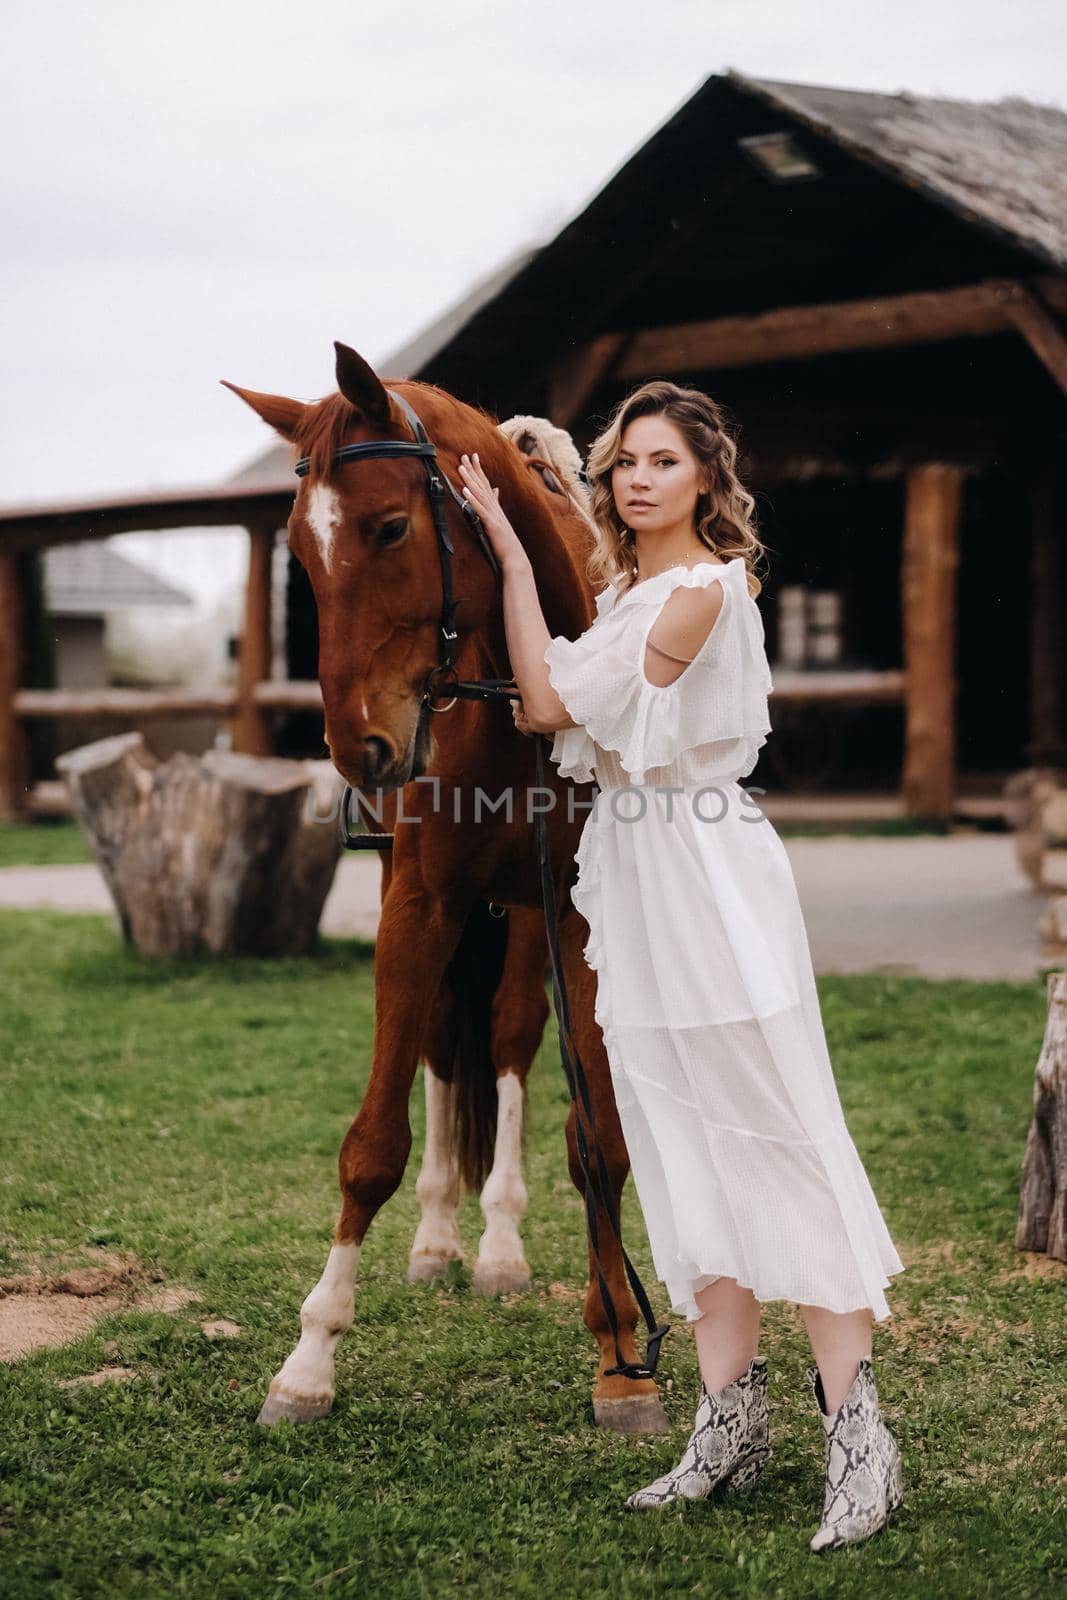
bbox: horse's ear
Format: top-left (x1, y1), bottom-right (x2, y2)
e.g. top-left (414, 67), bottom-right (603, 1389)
top-left (334, 342), bottom-right (391, 427)
top-left (220, 380), bottom-right (305, 443)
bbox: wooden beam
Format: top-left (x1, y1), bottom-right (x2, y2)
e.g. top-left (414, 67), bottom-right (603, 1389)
top-left (233, 525), bottom-right (276, 757)
top-left (1002, 285), bottom-right (1067, 394)
top-left (0, 483), bottom-right (295, 553)
top-left (12, 681), bottom-right (324, 719)
top-left (901, 464), bottom-right (963, 821)
top-left (0, 551), bottom-right (30, 821)
top-left (14, 687), bottom-right (239, 718)
top-left (768, 668), bottom-right (904, 705)
top-left (604, 278), bottom-right (1042, 378)
top-left (547, 332), bottom-right (630, 430)
top-left (1036, 275), bottom-right (1067, 317)
top-left (254, 681), bottom-right (323, 711)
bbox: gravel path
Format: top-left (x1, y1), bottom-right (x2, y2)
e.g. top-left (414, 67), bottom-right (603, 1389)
top-left (0, 833), bottom-right (1048, 981)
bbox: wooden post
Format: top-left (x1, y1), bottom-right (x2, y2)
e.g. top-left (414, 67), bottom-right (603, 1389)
top-left (901, 464), bottom-right (963, 822)
top-left (233, 525), bottom-right (276, 757)
top-left (1028, 454), bottom-right (1067, 769)
top-left (0, 550), bottom-right (30, 821)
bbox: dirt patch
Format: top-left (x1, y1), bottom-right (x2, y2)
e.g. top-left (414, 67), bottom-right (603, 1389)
top-left (0, 1289), bottom-right (129, 1361)
top-left (0, 1251), bottom-right (206, 1362)
top-left (201, 1319), bottom-right (241, 1339)
top-left (0, 1254), bottom-right (139, 1299)
top-left (898, 1239), bottom-right (958, 1269)
top-left (882, 1307), bottom-right (1038, 1357)
top-left (139, 1285), bottom-right (204, 1314)
top-left (991, 1251), bottom-right (1067, 1284)
top-left (56, 1366), bottom-right (140, 1390)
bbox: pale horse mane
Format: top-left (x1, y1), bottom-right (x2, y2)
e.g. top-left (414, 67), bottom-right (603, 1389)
top-left (496, 413), bottom-right (597, 536)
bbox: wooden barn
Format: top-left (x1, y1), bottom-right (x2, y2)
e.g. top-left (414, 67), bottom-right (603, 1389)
top-left (2, 70), bottom-right (1066, 823)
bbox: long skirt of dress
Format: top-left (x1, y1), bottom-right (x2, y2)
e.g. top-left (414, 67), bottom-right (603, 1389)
top-left (570, 779), bottom-right (906, 1324)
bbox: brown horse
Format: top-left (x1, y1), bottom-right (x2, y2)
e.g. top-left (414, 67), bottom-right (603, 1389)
top-left (224, 343), bottom-right (668, 1434)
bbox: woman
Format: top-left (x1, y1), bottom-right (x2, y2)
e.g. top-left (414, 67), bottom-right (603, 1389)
top-left (457, 379), bottom-right (905, 1553)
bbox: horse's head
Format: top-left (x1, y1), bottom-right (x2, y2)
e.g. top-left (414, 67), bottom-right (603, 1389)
top-left (223, 343), bottom-right (505, 791)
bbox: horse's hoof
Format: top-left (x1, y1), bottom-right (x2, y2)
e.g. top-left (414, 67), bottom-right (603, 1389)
top-left (256, 1389), bottom-right (333, 1427)
top-left (472, 1260), bottom-right (532, 1295)
top-left (593, 1394), bottom-right (671, 1435)
top-left (407, 1252), bottom-right (463, 1283)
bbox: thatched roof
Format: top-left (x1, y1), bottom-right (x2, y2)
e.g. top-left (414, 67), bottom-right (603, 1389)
top-left (737, 72), bottom-right (1067, 272)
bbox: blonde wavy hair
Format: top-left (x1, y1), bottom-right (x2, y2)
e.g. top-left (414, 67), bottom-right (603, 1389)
top-left (584, 379), bottom-right (766, 599)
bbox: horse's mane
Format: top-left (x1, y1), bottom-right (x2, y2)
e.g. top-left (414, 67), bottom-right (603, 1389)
top-left (293, 386), bottom-right (596, 539)
top-left (293, 392), bottom-right (360, 482)
top-left (292, 383), bottom-right (480, 481)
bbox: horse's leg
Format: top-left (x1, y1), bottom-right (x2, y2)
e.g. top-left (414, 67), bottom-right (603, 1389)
top-left (473, 908), bottom-right (549, 1295)
top-left (257, 890), bottom-right (468, 1426)
top-left (558, 908), bottom-right (671, 1436)
top-left (407, 1065), bottom-right (465, 1281)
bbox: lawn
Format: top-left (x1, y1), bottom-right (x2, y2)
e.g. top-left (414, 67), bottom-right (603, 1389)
top-left (0, 909), bottom-right (1064, 1599)
top-left (0, 821), bottom-right (92, 868)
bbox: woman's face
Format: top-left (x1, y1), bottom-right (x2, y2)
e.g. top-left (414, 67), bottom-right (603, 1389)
top-left (611, 414), bottom-right (706, 536)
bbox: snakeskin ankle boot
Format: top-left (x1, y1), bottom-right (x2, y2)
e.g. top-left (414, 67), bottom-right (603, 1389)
top-left (624, 1354), bottom-right (772, 1510)
top-left (806, 1357), bottom-right (904, 1551)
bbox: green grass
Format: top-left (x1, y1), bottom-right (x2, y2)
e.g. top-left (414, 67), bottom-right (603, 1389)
top-left (0, 910), bottom-right (1064, 1599)
top-left (773, 818), bottom-right (955, 838)
top-left (0, 820), bottom-right (93, 867)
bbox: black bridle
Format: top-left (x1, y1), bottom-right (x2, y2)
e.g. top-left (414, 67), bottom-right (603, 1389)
top-left (294, 389), bottom-right (669, 1383)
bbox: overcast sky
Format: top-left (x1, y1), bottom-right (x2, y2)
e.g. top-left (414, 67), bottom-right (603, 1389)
top-left (2, 0), bottom-right (1064, 603)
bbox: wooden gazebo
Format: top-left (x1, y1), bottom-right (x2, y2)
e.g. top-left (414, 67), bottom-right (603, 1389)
top-left (2, 71), bottom-right (1066, 822)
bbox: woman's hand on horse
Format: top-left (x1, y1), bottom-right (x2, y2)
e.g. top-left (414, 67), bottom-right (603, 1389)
top-left (458, 453), bottom-right (525, 563)
top-left (511, 697), bottom-right (534, 737)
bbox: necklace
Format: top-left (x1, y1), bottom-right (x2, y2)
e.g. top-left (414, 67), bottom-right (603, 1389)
top-left (631, 548), bottom-right (714, 587)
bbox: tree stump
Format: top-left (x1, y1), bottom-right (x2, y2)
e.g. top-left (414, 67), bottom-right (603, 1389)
top-left (56, 733), bottom-right (342, 956)
top-left (1003, 767), bottom-right (1067, 892)
top-left (1016, 969), bottom-right (1067, 1262)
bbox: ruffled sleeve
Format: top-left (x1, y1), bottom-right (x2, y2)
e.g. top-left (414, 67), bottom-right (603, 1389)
top-left (542, 558), bottom-right (772, 786)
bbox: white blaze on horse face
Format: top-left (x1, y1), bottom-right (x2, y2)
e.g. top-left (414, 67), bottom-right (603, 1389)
top-left (306, 484), bottom-right (342, 573)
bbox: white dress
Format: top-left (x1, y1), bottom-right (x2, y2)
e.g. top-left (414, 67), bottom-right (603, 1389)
top-left (542, 556), bottom-right (905, 1323)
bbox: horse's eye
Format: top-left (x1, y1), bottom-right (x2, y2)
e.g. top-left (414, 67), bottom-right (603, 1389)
top-left (377, 517), bottom-right (409, 547)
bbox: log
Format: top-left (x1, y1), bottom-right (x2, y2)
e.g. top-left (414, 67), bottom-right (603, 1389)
top-left (15, 687), bottom-right (239, 719)
top-left (0, 549), bottom-right (30, 821)
top-left (55, 733), bottom-right (342, 956)
top-left (234, 525), bottom-right (276, 757)
top-left (13, 680), bottom-right (325, 718)
top-left (1016, 970), bottom-right (1067, 1262)
top-left (547, 332), bottom-right (630, 429)
top-left (1003, 285), bottom-right (1067, 395)
top-left (612, 277), bottom-right (1041, 378)
top-left (1003, 768), bottom-right (1067, 893)
top-left (901, 463), bottom-right (962, 821)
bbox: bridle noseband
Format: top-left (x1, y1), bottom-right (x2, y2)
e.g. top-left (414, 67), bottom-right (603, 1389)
top-left (292, 389), bottom-right (670, 1383)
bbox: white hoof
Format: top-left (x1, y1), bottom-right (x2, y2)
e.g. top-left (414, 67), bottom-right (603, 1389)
top-left (407, 1250), bottom-right (464, 1283)
top-left (256, 1386), bottom-right (334, 1426)
top-left (473, 1258), bottom-right (533, 1295)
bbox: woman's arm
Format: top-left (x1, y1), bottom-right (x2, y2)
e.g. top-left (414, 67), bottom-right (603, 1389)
top-left (458, 452), bottom-right (580, 733)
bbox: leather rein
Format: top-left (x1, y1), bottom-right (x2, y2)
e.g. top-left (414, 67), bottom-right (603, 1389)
top-left (293, 389), bottom-right (669, 1382)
